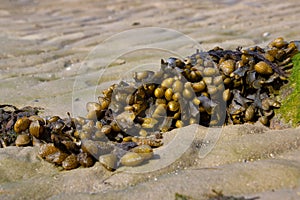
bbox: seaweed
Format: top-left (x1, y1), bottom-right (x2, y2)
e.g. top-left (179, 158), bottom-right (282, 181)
top-left (206, 189), bottom-right (259, 200)
top-left (174, 190), bottom-right (260, 200)
top-left (175, 193), bottom-right (195, 200)
top-left (0, 104), bottom-right (41, 147)
top-left (276, 52), bottom-right (300, 126)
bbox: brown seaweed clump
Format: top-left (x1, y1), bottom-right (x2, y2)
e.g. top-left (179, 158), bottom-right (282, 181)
top-left (0, 37), bottom-right (298, 170)
top-left (0, 105), bottom-right (39, 148)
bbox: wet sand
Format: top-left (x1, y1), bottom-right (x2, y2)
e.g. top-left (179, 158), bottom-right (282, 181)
top-left (1, 0), bottom-right (300, 116)
top-left (0, 0), bottom-right (300, 199)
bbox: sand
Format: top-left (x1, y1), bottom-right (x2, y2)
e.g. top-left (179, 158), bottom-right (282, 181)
top-left (0, 0), bottom-right (300, 199)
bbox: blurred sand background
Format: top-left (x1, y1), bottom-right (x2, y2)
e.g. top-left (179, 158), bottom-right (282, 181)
top-left (0, 0), bottom-right (300, 199)
top-left (1, 0), bottom-right (300, 116)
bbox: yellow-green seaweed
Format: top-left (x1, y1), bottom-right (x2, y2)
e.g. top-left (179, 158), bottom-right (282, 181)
top-left (276, 53), bottom-right (300, 126)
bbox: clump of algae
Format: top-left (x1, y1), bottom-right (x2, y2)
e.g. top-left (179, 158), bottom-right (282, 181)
top-left (276, 53), bottom-right (300, 127)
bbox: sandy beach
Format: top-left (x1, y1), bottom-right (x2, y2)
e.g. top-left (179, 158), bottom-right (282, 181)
top-left (0, 0), bottom-right (300, 199)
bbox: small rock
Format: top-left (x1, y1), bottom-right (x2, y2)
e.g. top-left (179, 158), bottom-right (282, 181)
top-left (263, 32), bottom-right (270, 37)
